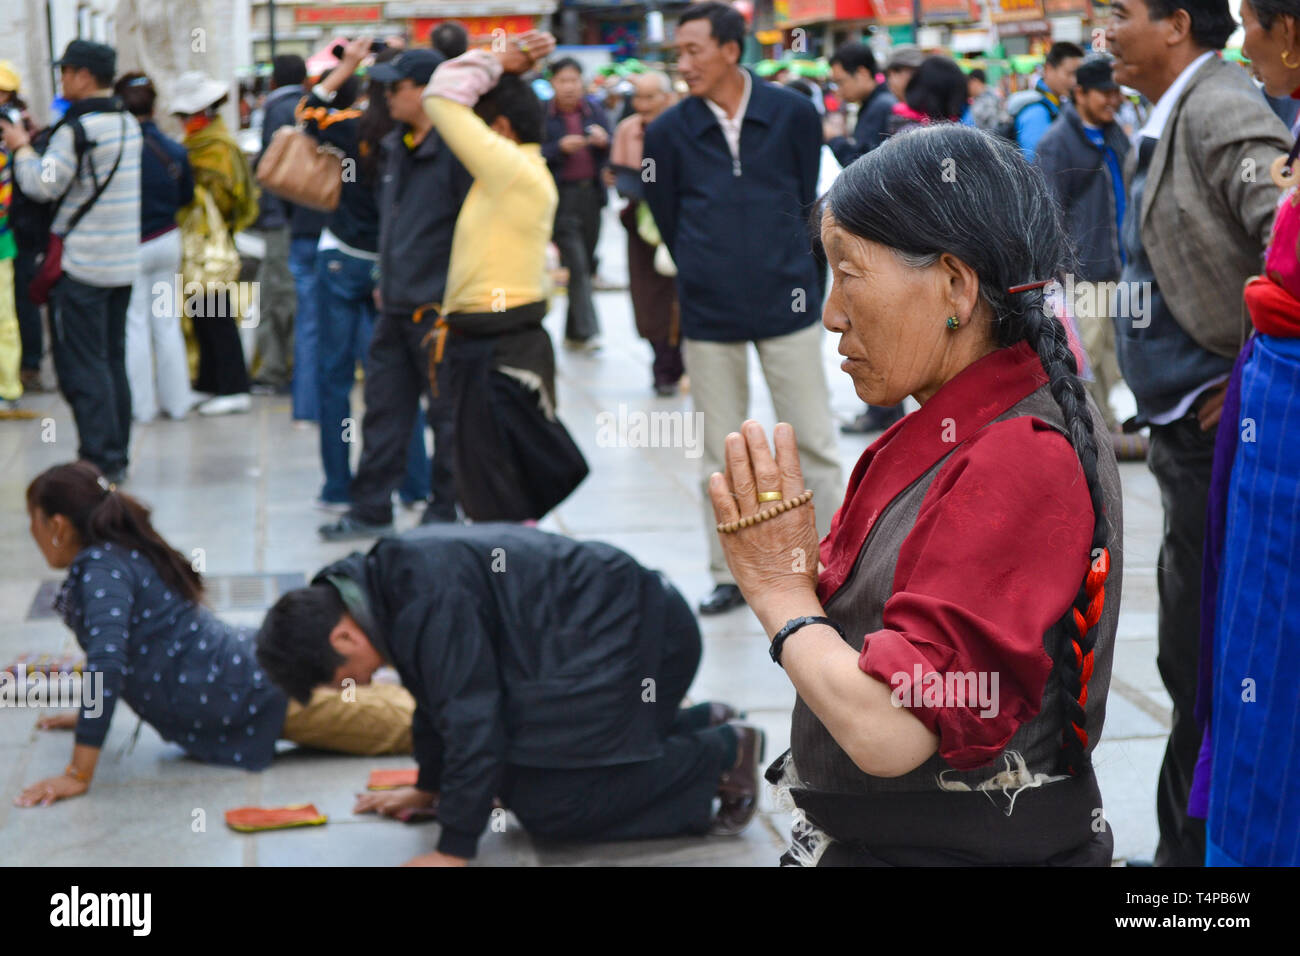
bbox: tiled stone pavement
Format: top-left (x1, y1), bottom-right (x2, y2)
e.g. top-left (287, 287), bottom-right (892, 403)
top-left (0, 207), bottom-right (1171, 866)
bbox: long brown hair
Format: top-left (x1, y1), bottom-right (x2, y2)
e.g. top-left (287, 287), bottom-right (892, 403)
top-left (27, 462), bottom-right (204, 604)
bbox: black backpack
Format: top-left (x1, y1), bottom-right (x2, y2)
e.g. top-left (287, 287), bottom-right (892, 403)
top-left (9, 115), bottom-right (90, 251)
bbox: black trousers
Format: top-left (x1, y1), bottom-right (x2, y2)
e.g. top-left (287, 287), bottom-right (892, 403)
top-left (14, 245), bottom-right (42, 371)
top-left (348, 310), bottom-right (455, 525)
top-left (500, 584), bottom-right (736, 843)
top-left (553, 180), bottom-right (603, 342)
top-left (50, 276), bottom-right (132, 474)
top-left (192, 291), bottom-right (251, 396)
top-left (1149, 414), bottom-right (1215, 867)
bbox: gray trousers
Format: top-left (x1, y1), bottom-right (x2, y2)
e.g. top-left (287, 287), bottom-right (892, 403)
top-left (252, 227), bottom-right (295, 385)
top-left (1076, 287), bottom-right (1122, 431)
top-left (683, 321), bottom-right (843, 585)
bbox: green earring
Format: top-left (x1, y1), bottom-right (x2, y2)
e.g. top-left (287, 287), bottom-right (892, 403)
top-left (946, 315), bottom-right (960, 331)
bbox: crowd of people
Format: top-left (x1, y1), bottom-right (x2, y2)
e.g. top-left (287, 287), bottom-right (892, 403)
top-left (4, 0), bottom-right (1299, 868)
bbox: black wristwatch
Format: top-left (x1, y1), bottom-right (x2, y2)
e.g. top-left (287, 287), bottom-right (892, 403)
top-left (770, 616), bottom-right (844, 667)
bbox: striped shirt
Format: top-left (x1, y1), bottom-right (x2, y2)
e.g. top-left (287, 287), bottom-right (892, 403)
top-left (14, 106), bottom-right (141, 287)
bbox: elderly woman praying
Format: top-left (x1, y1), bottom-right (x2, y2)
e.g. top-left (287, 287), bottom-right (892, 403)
top-left (710, 124), bottom-right (1123, 867)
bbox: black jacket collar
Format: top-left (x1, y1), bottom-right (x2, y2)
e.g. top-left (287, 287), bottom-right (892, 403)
top-left (314, 552), bottom-right (391, 664)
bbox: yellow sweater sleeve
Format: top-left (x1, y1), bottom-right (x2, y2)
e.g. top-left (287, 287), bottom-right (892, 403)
top-left (423, 97), bottom-right (527, 196)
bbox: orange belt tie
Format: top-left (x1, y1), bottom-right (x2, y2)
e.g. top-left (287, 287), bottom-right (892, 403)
top-left (414, 303), bottom-right (446, 397)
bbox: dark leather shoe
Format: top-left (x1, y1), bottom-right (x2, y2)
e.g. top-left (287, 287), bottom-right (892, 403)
top-left (712, 721), bottom-right (765, 835)
top-left (698, 584), bottom-right (745, 616)
top-left (318, 514), bottom-right (394, 542)
top-left (840, 403), bottom-right (905, 435)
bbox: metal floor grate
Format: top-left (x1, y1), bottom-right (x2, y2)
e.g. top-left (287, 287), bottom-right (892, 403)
top-left (25, 572), bottom-right (306, 620)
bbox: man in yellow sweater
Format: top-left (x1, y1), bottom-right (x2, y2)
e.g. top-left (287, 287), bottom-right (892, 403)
top-left (421, 32), bottom-right (587, 522)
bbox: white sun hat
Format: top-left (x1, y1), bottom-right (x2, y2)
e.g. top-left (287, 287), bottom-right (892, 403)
top-left (169, 70), bottom-right (230, 115)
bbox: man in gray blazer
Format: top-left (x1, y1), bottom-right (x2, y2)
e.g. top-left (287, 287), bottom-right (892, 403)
top-left (1107, 0), bottom-right (1290, 866)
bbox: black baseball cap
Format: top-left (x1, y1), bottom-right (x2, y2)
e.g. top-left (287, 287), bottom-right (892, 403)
top-left (1076, 56), bottom-right (1119, 92)
top-left (54, 39), bottom-right (116, 79)
top-left (368, 49), bottom-right (443, 86)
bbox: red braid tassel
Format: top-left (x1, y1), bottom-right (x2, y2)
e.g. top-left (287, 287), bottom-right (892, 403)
top-left (1064, 548), bottom-right (1110, 762)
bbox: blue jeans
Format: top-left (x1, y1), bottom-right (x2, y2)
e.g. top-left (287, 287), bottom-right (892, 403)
top-left (289, 236), bottom-right (321, 421)
top-left (315, 248), bottom-right (429, 504)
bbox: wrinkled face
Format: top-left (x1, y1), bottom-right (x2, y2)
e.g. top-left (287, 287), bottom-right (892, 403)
top-left (630, 75), bottom-right (670, 119)
top-left (1043, 56), bottom-right (1082, 100)
top-left (820, 210), bottom-right (976, 407)
top-left (1076, 86), bottom-right (1119, 125)
top-left (1107, 0), bottom-right (1172, 97)
top-left (1241, 0), bottom-right (1300, 97)
top-left (550, 65), bottom-right (584, 111)
top-left (385, 77), bottom-right (424, 125)
top-left (674, 19), bottom-right (739, 99)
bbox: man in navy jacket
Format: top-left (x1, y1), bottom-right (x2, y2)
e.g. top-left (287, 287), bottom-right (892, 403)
top-left (643, 2), bottom-right (842, 615)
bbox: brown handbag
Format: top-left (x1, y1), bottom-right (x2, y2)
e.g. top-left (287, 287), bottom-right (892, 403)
top-left (254, 124), bottom-right (343, 212)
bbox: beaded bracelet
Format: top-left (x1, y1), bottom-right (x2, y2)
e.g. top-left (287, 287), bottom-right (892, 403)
top-left (716, 489), bottom-right (814, 534)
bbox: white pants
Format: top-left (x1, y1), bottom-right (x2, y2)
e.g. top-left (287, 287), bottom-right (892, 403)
top-left (683, 321), bottom-right (844, 585)
top-left (126, 229), bottom-right (191, 421)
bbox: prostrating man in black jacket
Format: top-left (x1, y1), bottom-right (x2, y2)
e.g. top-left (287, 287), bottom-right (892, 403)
top-left (256, 524), bottom-right (763, 866)
top-left (643, 2), bottom-right (843, 617)
top-left (1034, 55), bottom-right (1135, 455)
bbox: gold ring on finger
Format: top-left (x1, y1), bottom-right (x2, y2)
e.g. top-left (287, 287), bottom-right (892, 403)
top-left (757, 490), bottom-right (783, 502)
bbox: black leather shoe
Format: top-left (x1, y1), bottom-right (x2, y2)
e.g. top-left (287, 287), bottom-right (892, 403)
top-left (318, 514), bottom-right (393, 542)
top-left (840, 403), bottom-right (905, 435)
top-left (699, 584), bottom-right (745, 615)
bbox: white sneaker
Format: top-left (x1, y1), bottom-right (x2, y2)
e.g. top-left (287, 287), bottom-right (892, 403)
top-left (197, 393), bottom-right (252, 416)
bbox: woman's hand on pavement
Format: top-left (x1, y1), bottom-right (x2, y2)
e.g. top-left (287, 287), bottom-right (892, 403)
top-left (14, 773), bottom-right (89, 807)
top-left (708, 421), bottom-right (822, 634)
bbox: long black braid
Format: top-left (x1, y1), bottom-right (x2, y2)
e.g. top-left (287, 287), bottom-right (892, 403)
top-left (821, 123), bottom-right (1114, 775)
